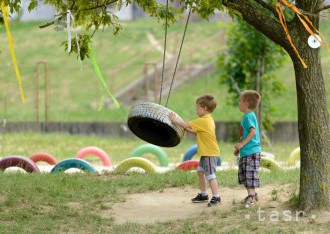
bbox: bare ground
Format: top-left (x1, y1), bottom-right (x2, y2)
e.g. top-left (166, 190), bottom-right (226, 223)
top-left (110, 185), bottom-right (308, 224)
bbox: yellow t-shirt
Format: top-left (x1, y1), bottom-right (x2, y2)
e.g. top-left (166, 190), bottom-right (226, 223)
top-left (189, 114), bottom-right (220, 157)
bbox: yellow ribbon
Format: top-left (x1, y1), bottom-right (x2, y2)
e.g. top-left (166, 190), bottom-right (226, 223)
top-left (1, 3), bottom-right (25, 102)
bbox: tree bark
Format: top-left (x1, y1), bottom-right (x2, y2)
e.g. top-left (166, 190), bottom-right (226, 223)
top-left (224, 0), bottom-right (330, 211)
top-left (293, 1), bottom-right (330, 211)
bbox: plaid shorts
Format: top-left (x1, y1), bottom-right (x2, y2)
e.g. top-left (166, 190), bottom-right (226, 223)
top-left (238, 153), bottom-right (261, 188)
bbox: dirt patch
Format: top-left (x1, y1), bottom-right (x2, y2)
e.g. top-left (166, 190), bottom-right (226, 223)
top-left (110, 185), bottom-right (282, 224)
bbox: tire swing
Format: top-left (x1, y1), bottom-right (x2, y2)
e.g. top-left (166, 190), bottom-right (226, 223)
top-left (127, 5), bottom-right (192, 147)
top-left (131, 144), bottom-right (169, 167)
top-left (0, 156), bottom-right (40, 173)
top-left (51, 158), bottom-right (97, 173)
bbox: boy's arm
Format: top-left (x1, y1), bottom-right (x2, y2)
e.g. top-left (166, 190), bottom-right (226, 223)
top-left (168, 112), bottom-right (190, 128)
top-left (185, 128), bottom-right (197, 136)
top-left (235, 127), bottom-right (256, 149)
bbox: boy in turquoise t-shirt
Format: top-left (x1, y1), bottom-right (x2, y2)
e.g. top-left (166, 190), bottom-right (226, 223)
top-left (234, 90), bottom-right (261, 208)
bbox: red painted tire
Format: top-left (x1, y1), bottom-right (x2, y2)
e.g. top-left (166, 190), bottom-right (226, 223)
top-left (30, 152), bottom-right (58, 165)
top-left (75, 146), bottom-right (111, 167)
top-left (0, 156), bottom-right (40, 173)
top-left (176, 160), bottom-right (199, 171)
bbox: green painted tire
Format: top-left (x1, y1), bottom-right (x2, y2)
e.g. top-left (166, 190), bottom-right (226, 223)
top-left (287, 147), bottom-right (300, 166)
top-left (114, 157), bottom-right (157, 174)
top-left (260, 157), bottom-right (282, 172)
top-left (131, 144), bottom-right (168, 167)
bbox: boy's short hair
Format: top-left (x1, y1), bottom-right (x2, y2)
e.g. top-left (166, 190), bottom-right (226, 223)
top-left (196, 95), bottom-right (217, 113)
top-left (240, 90), bottom-right (261, 110)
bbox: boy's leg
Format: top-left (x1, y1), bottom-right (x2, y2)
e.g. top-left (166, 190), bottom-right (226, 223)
top-left (209, 178), bottom-right (219, 196)
top-left (191, 158), bottom-right (209, 203)
top-left (198, 171), bottom-right (207, 193)
top-left (203, 157), bottom-right (221, 207)
top-left (244, 153), bottom-right (261, 207)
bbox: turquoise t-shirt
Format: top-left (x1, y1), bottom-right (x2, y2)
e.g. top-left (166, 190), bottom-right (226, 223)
top-left (239, 112), bottom-right (261, 157)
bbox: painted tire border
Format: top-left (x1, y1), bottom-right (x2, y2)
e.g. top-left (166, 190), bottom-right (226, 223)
top-left (287, 147), bottom-right (300, 166)
top-left (114, 157), bottom-right (157, 173)
top-left (0, 155), bottom-right (40, 173)
top-left (131, 144), bottom-right (168, 167)
top-left (176, 160), bottom-right (199, 171)
top-left (30, 152), bottom-right (58, 165)
top-left (51, 158), bottom-right (97, 173)
top-left (260, 157), bottom-right (282, 171)
top-left (75, 146), bottom-right (111, 167)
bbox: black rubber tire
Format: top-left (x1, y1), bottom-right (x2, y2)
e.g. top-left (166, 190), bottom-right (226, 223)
top-left (127, 102), bottom-right (185, 147)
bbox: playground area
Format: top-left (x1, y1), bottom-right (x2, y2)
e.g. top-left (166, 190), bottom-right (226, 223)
top-left (0, 133), bottom-right (329, 233)
top-left (1, 0), bottom-right (330, 232)
top-left (2, 133), bottom-right (327, 232)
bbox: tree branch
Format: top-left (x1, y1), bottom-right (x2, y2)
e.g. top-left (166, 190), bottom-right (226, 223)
top-left (39, 0), bottom-right (117, 29)
top-left (253, 0), bottom-right (278, 17)
top-left (315, 5), bottom-right (330, 13)
top-left (223, 0), bottom-right (292, 51)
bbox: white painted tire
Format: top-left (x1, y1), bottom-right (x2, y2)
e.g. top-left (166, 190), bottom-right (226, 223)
top-left (260, 157), bottom-right (282, 172)
top-left (288, 147), bottom-right (300, 166)
top-left (127, 102), bottom-right (185, 147)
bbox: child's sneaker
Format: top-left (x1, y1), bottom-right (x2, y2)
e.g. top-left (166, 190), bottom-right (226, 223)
top-left (207, 196), bottom-right (221, 207)
top-left (245, 197), bottom-right (257, 208)
top-left (191, 193), bottom-right (209, 203)
top-left (241, 193), bottom-right (258, 204)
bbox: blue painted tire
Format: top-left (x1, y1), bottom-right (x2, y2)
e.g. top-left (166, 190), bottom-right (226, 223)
top-left (183, 144), bottom-right (198, 161)
top-left (51, 158), bottom-right (97, 173)
top-left (183, 144), bottom-right (221, 166)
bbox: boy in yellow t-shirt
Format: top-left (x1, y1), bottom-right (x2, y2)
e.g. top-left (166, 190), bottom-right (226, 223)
top-left (169, 95), bottom-right (221, 207)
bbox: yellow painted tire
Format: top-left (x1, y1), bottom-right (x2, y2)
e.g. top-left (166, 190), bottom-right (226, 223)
top-left (114, 157), bottom-right (157, 174)
top-left (260, 157), bottom-right (282, 172)
top-left (287, 147), bottom-right (300, 166)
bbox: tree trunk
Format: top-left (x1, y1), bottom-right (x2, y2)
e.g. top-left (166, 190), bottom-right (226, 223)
top-left (291, 33), bottom-right (330, 212)
top-left (223, 0), bottom-right (330, 211)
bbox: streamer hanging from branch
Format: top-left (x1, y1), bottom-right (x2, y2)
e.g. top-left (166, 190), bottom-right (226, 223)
top-left (276, 0), bottom-right (330, 68)
top-left (67, 10), bottom-right (82, 67)
top-left (90, 46), bottom-right (120, 110)
top-left (1, 3), bottom-right (25, 102)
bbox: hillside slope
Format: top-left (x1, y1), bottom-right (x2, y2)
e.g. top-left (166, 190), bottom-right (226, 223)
top-left (0, 17), bottom-right (329, 122)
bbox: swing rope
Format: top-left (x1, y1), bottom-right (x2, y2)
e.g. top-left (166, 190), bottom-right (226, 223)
top-left (158, 0), bottom-right (169, 105)
top-left (165, 8), bottom-right (191, 107)
top-left (159, 2), bottom-right (191, 107)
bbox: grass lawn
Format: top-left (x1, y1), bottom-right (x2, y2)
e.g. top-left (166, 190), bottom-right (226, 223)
top-left (0, 167), bottom-right (327, 233)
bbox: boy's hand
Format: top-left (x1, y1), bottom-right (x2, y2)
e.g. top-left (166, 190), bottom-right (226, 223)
top-left (235, 142), bottom-right (244, 149)
top-left (234, 147), bottom-right (239, 156)
top-left (168, 112), bottom-right (177, 123)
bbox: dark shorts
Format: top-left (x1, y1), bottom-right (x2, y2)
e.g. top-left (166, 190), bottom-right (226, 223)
top-left (238, 153), bottom-right (261, 188)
